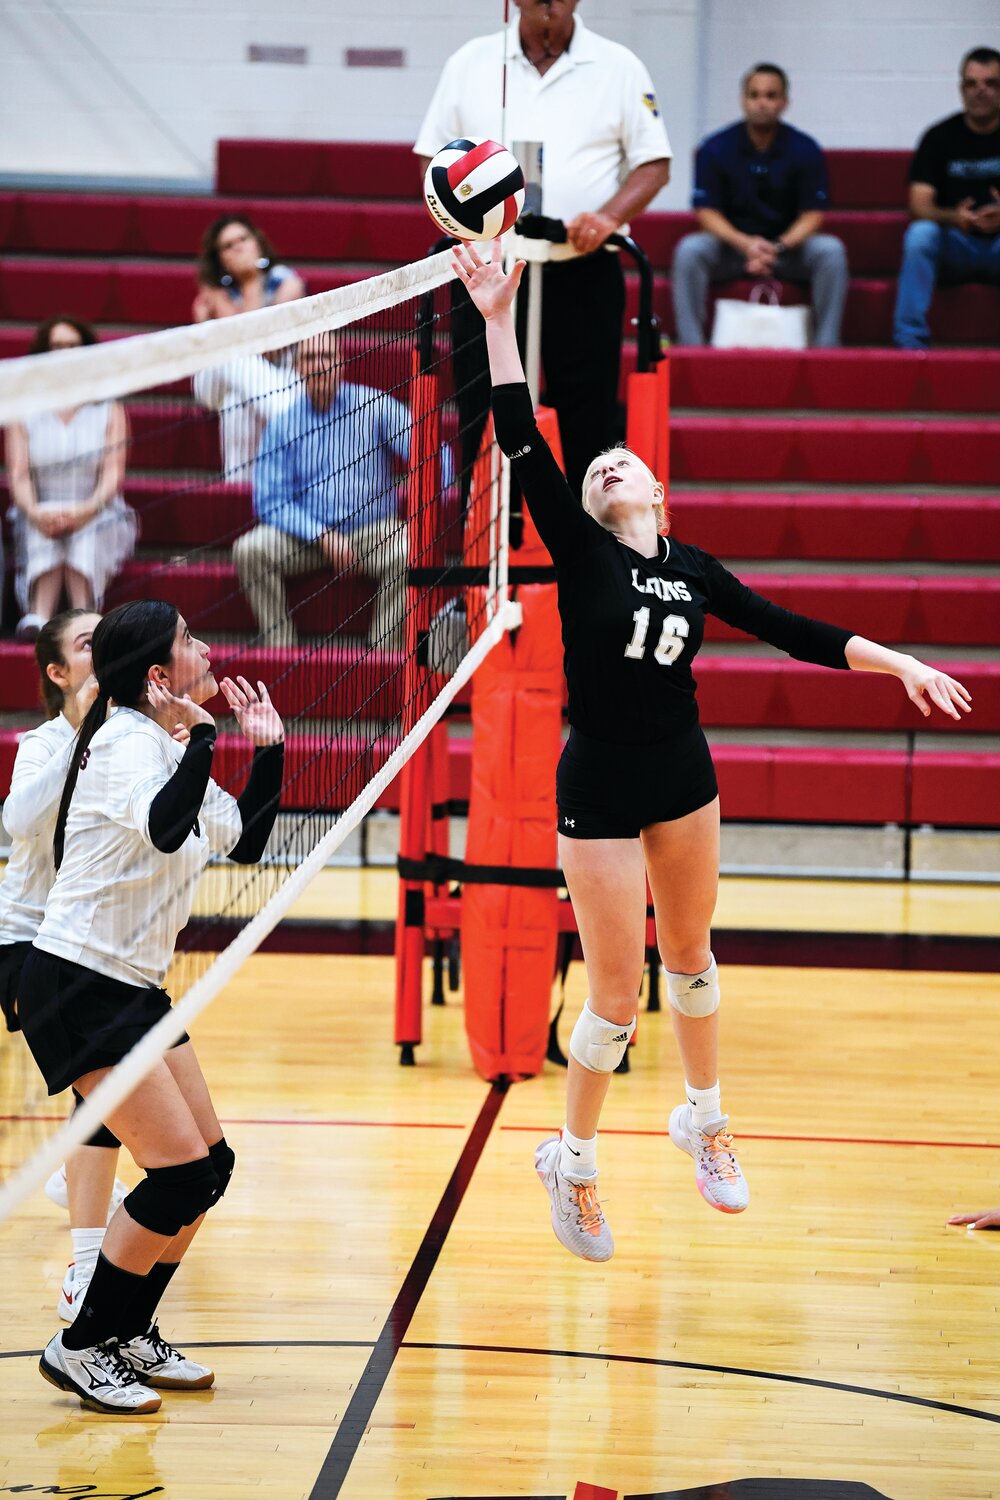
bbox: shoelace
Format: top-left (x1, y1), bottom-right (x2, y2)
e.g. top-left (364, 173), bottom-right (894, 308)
top-left (702, 1128), bottom-right (740, 1183)
top-left (97, 1340), bottom-right (142, 1387)
top-left (144, 1324), bottom-right (177, 1364)
top-left (570, 1181), bottom-right (606, 1235)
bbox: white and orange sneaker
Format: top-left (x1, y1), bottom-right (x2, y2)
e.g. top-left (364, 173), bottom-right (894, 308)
top-left (669, 1105), bottom-right (749, 1213)
top-left (534, 1136), bottom-right (614, 1261)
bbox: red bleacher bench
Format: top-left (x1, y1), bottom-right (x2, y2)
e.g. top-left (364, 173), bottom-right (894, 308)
top-left (2, 729), bottom-right (995, 828)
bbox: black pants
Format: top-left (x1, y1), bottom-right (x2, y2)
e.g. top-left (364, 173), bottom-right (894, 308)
top-left (452, 249), bottom-right (626, 506)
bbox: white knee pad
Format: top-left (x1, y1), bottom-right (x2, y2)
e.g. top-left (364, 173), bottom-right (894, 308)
top-left (569, 1001), bottom-right (636, 1074)
top-left (667, 956), bottom-right (720, 1018)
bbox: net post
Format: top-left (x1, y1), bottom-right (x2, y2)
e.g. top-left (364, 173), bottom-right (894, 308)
top-left (393, 350), bottom-right (445, 1061)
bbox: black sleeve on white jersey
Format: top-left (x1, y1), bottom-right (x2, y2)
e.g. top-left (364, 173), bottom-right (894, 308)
top-left (228, 742), bottom-right (285, 865)
top-left (147, 723), bottom-right (217, 852)
top-left (699, 550), bottom-right (853, 668)
top-left (491, 382), bottom-right (605, 565)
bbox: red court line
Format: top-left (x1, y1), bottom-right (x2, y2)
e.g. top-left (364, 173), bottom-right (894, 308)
top-left (499, 1124), bottom-right (1000, 1150)
top-left (7, 1112), bottom-right (996, 1148)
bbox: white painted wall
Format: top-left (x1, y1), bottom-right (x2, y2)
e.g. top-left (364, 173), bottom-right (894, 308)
top-left (0, 0), bottom-right (995, 211)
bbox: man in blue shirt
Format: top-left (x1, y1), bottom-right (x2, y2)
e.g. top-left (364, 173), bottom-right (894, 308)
top-left (672, 63), bottom-right (847, 346)
top-left (234, 333), bottom-right (410, 648)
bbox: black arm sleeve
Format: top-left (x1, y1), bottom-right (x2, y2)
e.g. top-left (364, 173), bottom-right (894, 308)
top-left (491, 382), bottom-right (605, 566)
top-left (701, 551), bottom-right (853, 669)
top-left (147, 723), bottom-right (217, 853)
top-left (228, 741), bottom-right (285, 865)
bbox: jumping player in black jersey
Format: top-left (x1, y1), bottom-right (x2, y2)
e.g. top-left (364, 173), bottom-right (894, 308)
top-left (17, 600), bottom-right (284, 1411)
top-left (452, 239), bottom-right (973, 1262)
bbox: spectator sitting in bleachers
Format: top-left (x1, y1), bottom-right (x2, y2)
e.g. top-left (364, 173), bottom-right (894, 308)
top-left (233, 332), bottom-right (410, 650)
top-left (5, 317), bottom-right (137, 643)
top-left (893, 46), bottom-right (1000, 350)
top-left (192, 216), bottom-right (306, 480)
top-left (672, 62), bottom-right (848, 347)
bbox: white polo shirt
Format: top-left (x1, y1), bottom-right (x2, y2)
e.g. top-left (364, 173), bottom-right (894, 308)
top-left (0, 713), bottom-right (76, 945)
top-left (414, 16), bottom-right (671, 257)
top-left (35, 708), bottom-right (242, 989)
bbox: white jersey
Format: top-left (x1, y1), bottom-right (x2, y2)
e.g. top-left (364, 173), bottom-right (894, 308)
top-left (0, 713), bottom-right (76, 945)
top-left (35, 707), bottom-right (243, 988)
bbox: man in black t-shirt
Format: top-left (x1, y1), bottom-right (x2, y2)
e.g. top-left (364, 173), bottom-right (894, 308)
top-left (894, 46), bottom-right (1000, 348)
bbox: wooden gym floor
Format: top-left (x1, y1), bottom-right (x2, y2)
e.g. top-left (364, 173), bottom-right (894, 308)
top-left (0, 874), bottom-right (999, 1500)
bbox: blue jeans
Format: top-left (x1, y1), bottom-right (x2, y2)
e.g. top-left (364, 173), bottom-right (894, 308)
top-left (893, 220), bottom-right (1000, 348)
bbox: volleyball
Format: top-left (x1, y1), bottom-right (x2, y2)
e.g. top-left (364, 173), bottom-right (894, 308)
top-left (423, 138), bottom-right (525, 242)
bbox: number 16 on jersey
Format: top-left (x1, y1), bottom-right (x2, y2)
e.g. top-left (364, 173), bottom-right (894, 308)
top-left (624, 608), bottom-right (691, 666)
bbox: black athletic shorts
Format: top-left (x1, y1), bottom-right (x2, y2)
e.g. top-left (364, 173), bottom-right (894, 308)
top-left (555, 723), bottom-right (719, 840)
top-left (0, 940), bottom-right (32, 1033)
top-left (17, 947), bottom-right (189, 1097)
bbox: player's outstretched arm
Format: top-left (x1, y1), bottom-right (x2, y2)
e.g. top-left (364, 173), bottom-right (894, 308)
top-left (451, 240), bottom-right (526, 386)
top-left (844, 637), bottom-right (972, 721)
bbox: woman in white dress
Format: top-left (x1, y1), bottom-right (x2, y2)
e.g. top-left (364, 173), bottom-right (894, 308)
top-left (6, 317), bottom-right (138, 641)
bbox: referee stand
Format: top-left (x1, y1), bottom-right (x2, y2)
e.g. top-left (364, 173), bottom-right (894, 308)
top-left (394, 221), bottom-right (668, 1078)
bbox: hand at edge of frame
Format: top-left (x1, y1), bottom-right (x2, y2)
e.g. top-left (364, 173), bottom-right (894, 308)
top-left (948, 1208), bottom-right (1000, 1230)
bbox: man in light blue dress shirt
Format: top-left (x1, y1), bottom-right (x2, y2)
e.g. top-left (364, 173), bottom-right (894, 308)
top-left (234, 333), bottom-right (410, 647)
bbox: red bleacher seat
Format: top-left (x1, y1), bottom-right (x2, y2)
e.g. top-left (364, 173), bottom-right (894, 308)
top-left (825, 151), bottom-right (910, 210)
top-left (670, 493), bottom-right (1000, 564)
top-left (215, 140), bottom-right (421, 200)
top-left (665, 348), bottom-right (998, 414)
top-left (671, 416), bottom-right (1000, 486)
top-left (3, 727), bottom-right (994, 827)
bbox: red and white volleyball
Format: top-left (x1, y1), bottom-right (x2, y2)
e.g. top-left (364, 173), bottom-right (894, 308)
top-left (423, 138), bottom-right (526, 242)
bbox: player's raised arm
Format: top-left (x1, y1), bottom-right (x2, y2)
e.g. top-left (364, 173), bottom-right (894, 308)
top-left (450, 239), bottom-right (526, 383)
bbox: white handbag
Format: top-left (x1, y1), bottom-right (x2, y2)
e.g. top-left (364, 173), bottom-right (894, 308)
top-left (710, 280), bottom-right (812, 350)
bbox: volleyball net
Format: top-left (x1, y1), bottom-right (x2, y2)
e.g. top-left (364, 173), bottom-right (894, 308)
top-left (0, 251), bottom-right (516, 1220)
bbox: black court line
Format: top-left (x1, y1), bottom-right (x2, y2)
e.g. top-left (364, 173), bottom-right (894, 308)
top-left (403, 1341), bottom-right (1000, 1427)
top-left (3, 1338), bottom-right (995, 1428)
top-left (307, 1080), bottom-right (508, 1500)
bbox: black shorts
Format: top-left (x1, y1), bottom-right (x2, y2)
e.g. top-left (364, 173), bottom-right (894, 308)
top-left (0, 940), bottom-right (32, 1033)
top-left (17, 947), bottom-right (189, 1097)
top-left (556, 724), bottom-right (719, 840)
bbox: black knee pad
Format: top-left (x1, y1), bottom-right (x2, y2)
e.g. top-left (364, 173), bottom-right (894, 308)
top-left (208, 1137), bottom-right (235, 1203)
top-left (72, 1088), bottom-right (122, 1150)
top-left (124, 1157), bottom-right (220, 1237)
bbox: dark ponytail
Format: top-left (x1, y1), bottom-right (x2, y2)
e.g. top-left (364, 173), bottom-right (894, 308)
top-left (54, 600), bottom-right (179, 869)
top-left (34, 608), bottom-right (95, 719)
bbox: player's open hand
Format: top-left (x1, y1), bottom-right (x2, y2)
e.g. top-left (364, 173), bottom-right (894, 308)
top-left (220, 676), bottom-right (284, 746)
top-left (147, 679), bottom-right (215, 730)
top-left (451, 239), bottom-right (525, 321)
top-left (948, 1208), bottom-right (1000, 1230)
top-left (898, 659), bottom-right (972, 721)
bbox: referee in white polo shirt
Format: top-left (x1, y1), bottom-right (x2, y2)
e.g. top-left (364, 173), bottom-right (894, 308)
top-left (415, 0), bottom-right (672, 499)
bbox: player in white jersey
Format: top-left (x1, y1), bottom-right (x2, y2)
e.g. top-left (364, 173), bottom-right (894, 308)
top-left (17, 599), bottom-right (285, 1414)
top-left (0, 610), bottom-right (132, 1317)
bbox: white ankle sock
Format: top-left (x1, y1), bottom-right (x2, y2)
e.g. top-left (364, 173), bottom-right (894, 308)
top-left (685, 1080), bottom-right (722, 1130)
top-left (69, 1227), bottom-right (105, 1287)
top-left (560, 1126), bottom-right (597, 1181)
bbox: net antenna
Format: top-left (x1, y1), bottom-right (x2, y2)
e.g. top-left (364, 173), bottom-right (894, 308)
top-left (0, 253), bottom-right (517, 1222)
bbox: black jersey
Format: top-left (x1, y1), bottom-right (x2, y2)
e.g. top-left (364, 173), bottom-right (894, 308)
top-left (493, 382), bottom-right (853, 746)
